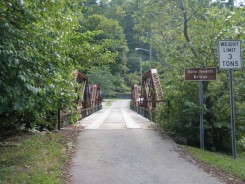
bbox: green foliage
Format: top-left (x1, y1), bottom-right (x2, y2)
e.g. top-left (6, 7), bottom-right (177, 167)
top-left (0, 0), bottom-right (122, 130)
top-left (80, 14), bottom-right (130, 94)
top-left (0, 0), bottom-right (79, 129)
top-left (134, 0), bottom-right (245, 153)
top-left (81, 14), bottom-right (128, 74)
top-left (87, 66), bottom-right (124, 97)
top-left (124, 72), bottom-right (141, 87)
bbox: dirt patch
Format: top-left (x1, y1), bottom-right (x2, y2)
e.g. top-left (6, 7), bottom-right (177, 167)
top-left (58, 125), bottom-right (83, 184)
top-left (147, 123), bottom-right (162, 129)
top-left (178, 148), bottom-right (245, 184)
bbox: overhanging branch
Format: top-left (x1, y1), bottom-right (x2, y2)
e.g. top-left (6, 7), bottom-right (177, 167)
top-left (177, 0), bottom-right (199, 60)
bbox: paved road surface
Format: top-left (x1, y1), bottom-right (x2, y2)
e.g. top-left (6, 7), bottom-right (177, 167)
top-left (72, 99), bottom-right (223, 184)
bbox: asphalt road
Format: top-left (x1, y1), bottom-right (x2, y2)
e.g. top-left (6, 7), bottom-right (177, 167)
top-left (72, 99), bottom-right (223, 184)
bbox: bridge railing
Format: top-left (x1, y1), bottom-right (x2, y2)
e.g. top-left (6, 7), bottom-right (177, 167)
top-left (130, 101), bottom-right (169, 122)
top-left (57, 104), bottom-right (102, 129)
top-left (130, 104), bottom-right (156, 122)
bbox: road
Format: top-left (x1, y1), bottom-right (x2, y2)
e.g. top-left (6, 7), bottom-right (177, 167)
top-left (71, 99), bottom-right (223, 184)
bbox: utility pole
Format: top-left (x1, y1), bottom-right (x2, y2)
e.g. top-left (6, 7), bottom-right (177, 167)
top-left (147, 31), bottom-right (152, 62)
top-left (149, 30), bottom-right (152, 62)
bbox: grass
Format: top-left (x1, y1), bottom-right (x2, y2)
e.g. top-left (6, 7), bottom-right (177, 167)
top-left (184, 146), bottom-right (245, 180)
top-left (0, 133), bottom-right (66, 184)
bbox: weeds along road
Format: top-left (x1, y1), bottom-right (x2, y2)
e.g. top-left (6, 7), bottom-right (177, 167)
top-left (71, 99), bottom-right (223, 184)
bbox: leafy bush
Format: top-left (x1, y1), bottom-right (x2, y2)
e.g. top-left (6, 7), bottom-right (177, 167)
top-left (0, 1), bottom-right (125, 131)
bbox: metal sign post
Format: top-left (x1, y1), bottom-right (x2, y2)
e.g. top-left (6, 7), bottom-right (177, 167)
top-left (218, 40), bottom-right (242, 159)
top-left (229, 69), bottom-right (236, 159)
top-left (185, 68), bottom-right (216, 149)
top-left (199, 81), bottom-right (204, 149)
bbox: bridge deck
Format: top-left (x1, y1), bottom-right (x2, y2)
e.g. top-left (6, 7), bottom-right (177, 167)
top-left (72, 99), bottom-right (223, 184)
top-left (75, 99), bottom-right (157, 130)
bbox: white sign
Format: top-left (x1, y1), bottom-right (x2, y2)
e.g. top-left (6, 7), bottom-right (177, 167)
top-left (218, 40), bottom-right (242, 69)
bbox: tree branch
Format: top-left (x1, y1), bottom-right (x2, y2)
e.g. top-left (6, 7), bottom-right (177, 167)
top-left (177, 0), bottom-right (199, 60)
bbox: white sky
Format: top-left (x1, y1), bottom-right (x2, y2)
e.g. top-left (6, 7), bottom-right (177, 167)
top-left (235, 0), bottom-right (245, 6)
top-left (211, 0), bottom-right (245, 6)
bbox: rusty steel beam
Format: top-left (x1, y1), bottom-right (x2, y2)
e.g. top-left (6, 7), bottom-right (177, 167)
top-left (73, 70), bottom-right (90, 109)
top-left (74, 70), bottom-right (102, 110)
top-left (90, 84), bottom-right (101, 107)
top-left (141, 69), bottom-right (163, 109)
top-left (131, 84), bottom-right (139, 107)
top-left (74, 69), bottom-right (88, 81)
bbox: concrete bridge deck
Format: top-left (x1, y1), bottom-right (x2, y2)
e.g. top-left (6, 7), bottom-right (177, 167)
top-left (71, 99), bottom-right (223, 184)
top-left (75, 99), bottom-right (156, 130)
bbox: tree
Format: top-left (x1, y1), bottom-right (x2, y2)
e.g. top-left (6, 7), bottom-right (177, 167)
top-left (87, 66), bottom-right (115, 96)
top-left (80, 14), bottom-right (129, 93)
top-left (133, 0), bottom-right (245, 152)
top-left (0, 0), bottom-right (119, 130)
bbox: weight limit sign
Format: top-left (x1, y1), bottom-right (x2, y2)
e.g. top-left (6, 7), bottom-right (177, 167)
top-left (218, 40), bottom-right (242, 69)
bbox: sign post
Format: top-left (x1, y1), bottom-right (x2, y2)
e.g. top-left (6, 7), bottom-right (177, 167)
top-left (218, 40), bottom-right (242, 159)
top-left (185, 68), bottom-right (216, 149)
top-left (229, 69), bottom-right (236, 159)
top-left (199, 81), bottom-right (204, 149)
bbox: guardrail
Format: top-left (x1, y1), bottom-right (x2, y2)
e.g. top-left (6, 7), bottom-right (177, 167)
top-left (130, 104), bottom-right (156, 122)
top-left (57, 105), bottom-right (102, 129)
top-left (130, 100), bottom-right (170, 122)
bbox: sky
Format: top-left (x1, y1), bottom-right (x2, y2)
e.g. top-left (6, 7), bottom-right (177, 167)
top-left (211, 0), bottom-right (245, 6)
top-left (235, 0), bottom-right (245, 6)
top-left (232, 0), bottom-right (245, 6)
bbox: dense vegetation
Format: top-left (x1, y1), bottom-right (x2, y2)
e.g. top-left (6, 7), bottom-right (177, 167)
top-left (0, 0), bottom-right (128, 131)
top-left (127, 0), bottom-right (245, 154)
top-left (1, 0), bottom-right (244, 154)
